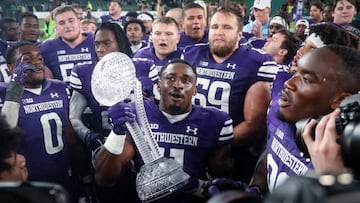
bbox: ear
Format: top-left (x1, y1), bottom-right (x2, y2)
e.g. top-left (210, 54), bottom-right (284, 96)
top-left (157, 80), bottom-right (161, 92)
top-left (7, 64), bottom-right (15, 72)
top-left (279, 49), bottom-right (288, 57)
top-left (330, 92), bottom-right (353, 109)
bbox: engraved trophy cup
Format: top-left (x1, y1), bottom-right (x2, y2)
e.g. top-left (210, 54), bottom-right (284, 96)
top-left (91, 52), bottom-right (190, 202)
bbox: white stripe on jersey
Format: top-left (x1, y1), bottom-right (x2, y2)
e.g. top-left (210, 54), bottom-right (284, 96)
top-left (258, 62), bottom-right (279, 80)
top-left (219, 118), bottom-right (234, 142)
top-left (148, 65), bottom-right (159, 82)
top-left (69, 72), bottom-right (82, 90)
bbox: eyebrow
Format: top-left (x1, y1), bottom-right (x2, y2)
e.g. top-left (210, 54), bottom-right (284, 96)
top-left (301, 68), bottom-right (320, 81)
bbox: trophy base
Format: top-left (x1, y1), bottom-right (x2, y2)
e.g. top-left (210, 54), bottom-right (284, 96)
top-left (136, 157), bottom-right (191, 202)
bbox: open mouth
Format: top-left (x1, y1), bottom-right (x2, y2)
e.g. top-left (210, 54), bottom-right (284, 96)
top-left (278, 90), bottom-right (290, 108)
top-left (170, 92), bottom-right (183, 100)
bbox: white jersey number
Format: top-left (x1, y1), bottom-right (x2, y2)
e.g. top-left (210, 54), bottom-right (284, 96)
top-left (267, 153), bottom-right (289, 192)
top-left (59, 63), bottom-right (74, 83)
top-left (40, 112), bottom-right (64, 154)
top-left (159, 147), bottom-right (184, 166)
top-left (194, 78), bottom-right (230, 113)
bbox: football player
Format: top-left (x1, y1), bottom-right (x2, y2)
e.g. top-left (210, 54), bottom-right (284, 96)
top-left (95, 59), bottom-right (234, 202)
top-left (39, 5), bottom-right (96, 84)
top-left (182, 6), bottom-right (278, 183)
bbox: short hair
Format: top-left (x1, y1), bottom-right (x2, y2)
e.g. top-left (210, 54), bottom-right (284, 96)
top-left (52, 5), bottom-right (77, 20)
top-left (6, 41), bottom-right (36, 65)
top-left (124, 19), bottom-right (146, 33)
top-left (160, 59), bottom-right (197, 79)
top-left (309, 23), bottom-right (354, 48)
top-left (19, 12), bottom-right (38, 25)
top-left (125, 11), bottom-right (138, 18)
top-left (210, 6), bottom-right (244, 31)
top-left (311, 2), bottom-right (324, 11)
top-left (152, 17), bottom-right (179, 32)
top-left (0, 18), bottom-right (17, 30)
top-left (321, 45), bottom-right (360, 93)
top-left (95, 22), bottom-right (133, 58)
top-left (182, 2), bottom-right (205, 17)
top-left (81, 19), bottom-right (96, 26)
top-left (0, 115), bottom-right (22, 174)
top-left (334, 0), bottom-right (357, 11)
top-left (72, 3), bottom-right (83, 10)
top-left (110, 0), bottom-right (122, 7)
top-left (278, 29), bottom-right (301, 63)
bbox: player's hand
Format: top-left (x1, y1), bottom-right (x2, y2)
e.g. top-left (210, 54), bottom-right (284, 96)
top-left (206, 178), bottom-right (248, 197)
top-left (108, 99), bottom-right (136, 135)
top-left (11, 55), bottom-right (36, 85)
top-left (251, 20), bottom-right (263, 39)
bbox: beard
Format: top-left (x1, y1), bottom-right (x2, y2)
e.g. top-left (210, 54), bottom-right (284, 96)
top-left (210, 38), bottom-right (238, 57)
top-left (276, 110), bottom-right (295, 124)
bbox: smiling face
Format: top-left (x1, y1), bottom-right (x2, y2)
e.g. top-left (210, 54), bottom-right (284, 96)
top-left (20, 16), bottom-right (40, 42)
top-left (55, 10), bottom-right (81, 43)
top-left (158, 62), bottom-right (197, 115)
top-left (333, 0), bottom-right (357, 26)
top-left (9, 44), bottom-right (45, 88)
top-left (278, 49), bottom-right (343, 123)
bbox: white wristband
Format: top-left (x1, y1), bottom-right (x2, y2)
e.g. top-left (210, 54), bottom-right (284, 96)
top-left (103, 131), bottom-right (126, 155)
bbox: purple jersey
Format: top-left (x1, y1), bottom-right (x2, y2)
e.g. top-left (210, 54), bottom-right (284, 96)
top-left (177, 30), bottom-right (209, 48)
top-left (0, 39), bottom-right (10, 82)
top-left (133, 46), bottom-right (183, 72)
top-left (182, 44), bottom-right (278, 125)
top-left (0, 79), bottom-right (73, 190)
top-left (100, 15), bottom-right (126, 26)
top-left (132, 99), bottom-right (233, 184)
top-left (70, 58), bottom-right (158, 135)
top-left (39, 33), bottom-right (96, 83)
top-left (266, 71), bottom-right (313, 192)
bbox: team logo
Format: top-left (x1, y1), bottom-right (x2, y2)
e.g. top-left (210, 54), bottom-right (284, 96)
top-left (81, 47), bottom-right (89, 52)
top-left (186, 126), bottom-right (198, 135)
top-left (150, 123), bottom-right (159, 129)
top-left (199, 61), bottom-right (208, 67)
top-left (57, 50), bottom-right (66, 55)
top-left (226, 63), bottom-right (236, 69)
top-left (275, 128), bottom-right (284, 140)
top-left (22, 98), bottom-right (34, 104)
top-left (50, 92), bottom-right (59, 98)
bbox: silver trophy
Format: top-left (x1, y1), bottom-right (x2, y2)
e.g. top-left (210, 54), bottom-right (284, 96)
top-left (91, 52), bottom-right (190, 202)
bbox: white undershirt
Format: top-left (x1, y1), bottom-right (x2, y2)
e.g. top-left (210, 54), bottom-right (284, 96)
top-left (25, 86), bottom-right (42, 95)
top-left (161, 111), bottom-right (190, 124)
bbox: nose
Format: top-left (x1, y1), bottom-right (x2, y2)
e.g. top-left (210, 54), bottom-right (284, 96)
top-left (173, 79), bottom-right (184, 89)
top-left (283, 75), bottom-right (297, 91)
top-left (96, 43), bottom-right (106, 52)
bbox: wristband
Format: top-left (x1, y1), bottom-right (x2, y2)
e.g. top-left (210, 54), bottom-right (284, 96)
top-left (5, 81), bottom-right (24, 102)
top-left (103, 131), bottom-right (126, 155)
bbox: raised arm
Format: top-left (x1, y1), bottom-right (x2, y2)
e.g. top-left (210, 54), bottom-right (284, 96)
top-left (233, 81), bottom-right (271, 146)
top-left (95, 100), bottom-right (137, 186)
top-left (1, 56), bottom-right (35, 127)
